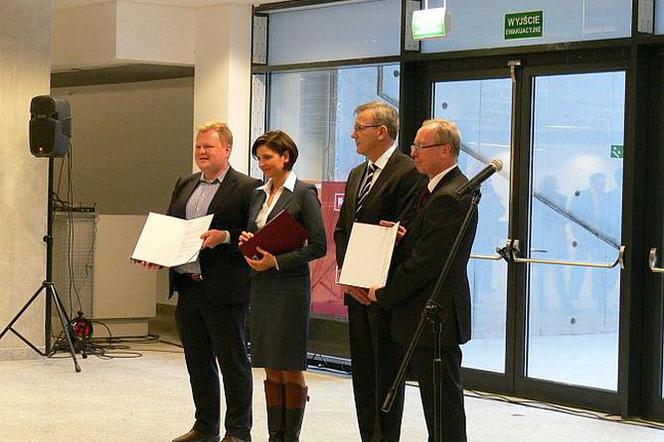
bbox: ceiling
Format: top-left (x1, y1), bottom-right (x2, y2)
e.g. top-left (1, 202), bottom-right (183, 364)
top-left (53, 0), bottom-right (284, 11)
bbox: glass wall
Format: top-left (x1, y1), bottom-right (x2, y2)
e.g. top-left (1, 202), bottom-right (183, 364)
top-left (262, 64), bottom-right (401, 318)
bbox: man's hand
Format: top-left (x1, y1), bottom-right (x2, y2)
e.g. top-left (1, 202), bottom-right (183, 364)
top-left (244, 246), bottom-right (277, 272)
top-left (131, 259), bottom-right (163, 271)
top-left (379, 220), bottom-right (407, 244)
top-left (342, 285), bottom-right (371, 305)
top-left (368, 286), bottom-right (382, 303)
top-left (201, 229), bottom-right (228, 249)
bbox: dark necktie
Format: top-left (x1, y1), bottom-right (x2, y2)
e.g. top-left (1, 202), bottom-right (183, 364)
top-left (355, 164), bottom-right (377, 218)
top-left (417, 187), bottom-right (431, 211)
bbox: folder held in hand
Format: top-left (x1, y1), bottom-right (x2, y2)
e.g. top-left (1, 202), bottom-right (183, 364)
top-left (240, 210), bottom-right (309, 258)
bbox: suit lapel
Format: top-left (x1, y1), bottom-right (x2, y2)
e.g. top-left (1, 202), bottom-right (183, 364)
top-left (347, 163), bottom-right (366, 213)
top-left (175, 173), bottom-right (202, 218)
top-left (207, 167), bottom-right (237, 215)
top-left (267, 186), bottom-right (294, 222)
top-left (247, 189), bottom-right (266, 231)
top-left (363, 150), bottom-right (401, 202)
top-left (431, 166), bottom-right (461, 195)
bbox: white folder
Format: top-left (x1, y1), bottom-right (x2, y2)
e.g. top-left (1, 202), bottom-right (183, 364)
top-left (338, 221), bottom-right (400, 289)
top-left (130, 212), bottom-right (213, 268)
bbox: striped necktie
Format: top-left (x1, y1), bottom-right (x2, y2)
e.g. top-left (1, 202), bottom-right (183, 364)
top-left (355, 163), bottom-right (377, 217)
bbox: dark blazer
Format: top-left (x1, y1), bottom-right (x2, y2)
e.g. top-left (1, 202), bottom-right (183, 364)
top-left (247, 178), bottom-right (327, 276)
top-left (167, 167), bottom-right (261, 304)
top-left (334, 149), bottom-right (425, 304)
top-left (377, 166), bottom-right (479, 347)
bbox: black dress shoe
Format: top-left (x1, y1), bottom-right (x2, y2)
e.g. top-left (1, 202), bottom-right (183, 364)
top-left (171, 429), bottom-right (220, 442)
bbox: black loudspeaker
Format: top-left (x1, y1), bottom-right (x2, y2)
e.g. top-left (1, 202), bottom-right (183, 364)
top-left (29, 95), bottom-right (72, 158)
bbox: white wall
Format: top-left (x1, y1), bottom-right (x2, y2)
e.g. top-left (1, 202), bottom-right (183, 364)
top-left (194, 3), bottom-right (252, 173)
top-left (52, 1), bottom-right (118, 70)
top-left (51, 78), bottom-right (194, 215)
top-left (116, 1), bottom-right (195, 65)
top-left (52, 1), bottom-right (196, 70)
top-left (0, 0), bottom-right (51, 360)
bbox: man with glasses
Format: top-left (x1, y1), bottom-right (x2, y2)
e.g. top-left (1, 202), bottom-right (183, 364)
top-left (166, 122), bottom-right (260, 442)
top-left (334, 101), bottom-right (424, 442)
top-left (368, 119), bottom-right (478, 442)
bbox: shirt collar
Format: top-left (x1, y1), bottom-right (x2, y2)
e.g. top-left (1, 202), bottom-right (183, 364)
top-left (369, 144), bottom-right (397, 171)
top-left (200, 165), bottom-right (229, 184)
top-left (258, 171), bottom-right (298, 194)
top-left (428, 164), bottom-right (457, 193)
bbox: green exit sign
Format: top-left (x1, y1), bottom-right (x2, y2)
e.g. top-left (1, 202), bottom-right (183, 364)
top-left (611, 144), bottom-right (624, 158)
top-left (505, 11), bottom-right (543, 40)
top-left (412, 8), bottom-right (447, 40)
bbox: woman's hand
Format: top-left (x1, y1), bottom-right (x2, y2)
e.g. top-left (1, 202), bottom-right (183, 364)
top-left (244, 246), bottom-right (277, 271)
top-left (239, 231), bottom-right (254, 246)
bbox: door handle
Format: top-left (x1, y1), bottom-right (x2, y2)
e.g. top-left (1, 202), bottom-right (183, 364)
top-left (470, 252), bottom-right (503, 261)
top-left (649, 248), bottom-right (664, 273)
top-left (505, 239), bottom-right (625, 269)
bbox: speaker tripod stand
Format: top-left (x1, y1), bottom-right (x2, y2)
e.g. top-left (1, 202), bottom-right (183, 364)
top-left (0, 158), bottom-right (81, 372)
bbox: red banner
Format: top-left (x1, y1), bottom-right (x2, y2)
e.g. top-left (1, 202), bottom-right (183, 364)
top-left (310, 181), bottom-right (348, 318)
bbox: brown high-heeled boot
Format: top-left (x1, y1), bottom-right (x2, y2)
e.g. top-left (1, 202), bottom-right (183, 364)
top-left (264, 380), bottom-right (285, 442)
top-left (283, 382), bottom-right (309, 442)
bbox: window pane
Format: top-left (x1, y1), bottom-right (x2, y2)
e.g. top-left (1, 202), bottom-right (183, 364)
top-left (268, 0), bottom-right (401, 65)
top-left (263, 64), bottom-right (400, 318)
top-left (421, 0), bottom-right (631, 54)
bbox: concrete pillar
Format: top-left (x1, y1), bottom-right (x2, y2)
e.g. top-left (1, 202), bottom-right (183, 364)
top-left (0, 0), bottom-right (52, 360)
top-left (194, 4), bottom-right (253, 174)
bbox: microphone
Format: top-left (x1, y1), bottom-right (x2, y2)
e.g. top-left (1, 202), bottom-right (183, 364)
top-left (455, 159), bottom-right (503, 198)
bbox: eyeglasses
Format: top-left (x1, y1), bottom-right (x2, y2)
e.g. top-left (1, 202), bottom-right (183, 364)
top-left (353, 124), bottom-right (382, 132)
top-left (410, 142), bottom-right (447, 152)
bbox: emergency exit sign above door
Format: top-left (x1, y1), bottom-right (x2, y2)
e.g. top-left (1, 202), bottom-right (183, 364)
top-left (505, 11), bottom-right (544, 40)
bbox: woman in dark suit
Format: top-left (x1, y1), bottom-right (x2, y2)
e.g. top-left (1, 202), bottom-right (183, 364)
top-left (239, 130), bottom-right (327, 442)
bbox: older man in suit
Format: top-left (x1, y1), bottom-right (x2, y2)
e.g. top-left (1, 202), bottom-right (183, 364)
top-left (334, 101), bottom-right (424, 442)
top-left (369, 119), bottom-right (478, 442)
top-left (167, 122), bottom-right (261, 442)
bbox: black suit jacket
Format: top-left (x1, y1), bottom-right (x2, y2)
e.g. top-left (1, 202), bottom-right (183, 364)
top-left (167, 167), bottom-right (261, 305)
top-left (377, 166), bottom-right (478, 348)
top-left (246, 178), bottom-right (327, 277)
top-left (334, 149), bottom-right (425, 305)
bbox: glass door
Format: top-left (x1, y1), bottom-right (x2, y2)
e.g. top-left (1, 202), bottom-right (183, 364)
top-left (432, 77), bottom-right (512, 375)
top-left (643, 49), bottom-right (664, 421)
top-left (422, 56), bottom-right (629, 411)
top-left (522, 71), bottom-right (625, 391)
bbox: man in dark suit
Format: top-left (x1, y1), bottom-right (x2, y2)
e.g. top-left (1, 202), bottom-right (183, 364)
top-left (334, 101), bottom-right (424, 442)
top-left (167, 122), bottom-right (261, 442)
top-left (369, 119), bottom-right (478, 442)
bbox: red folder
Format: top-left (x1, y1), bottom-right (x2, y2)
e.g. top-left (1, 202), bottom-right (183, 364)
top-left (240, 210), bottom-right (310, 258)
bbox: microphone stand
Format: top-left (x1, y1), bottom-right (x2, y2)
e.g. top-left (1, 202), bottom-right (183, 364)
top-left (381, 189), bottom-right (481, 442)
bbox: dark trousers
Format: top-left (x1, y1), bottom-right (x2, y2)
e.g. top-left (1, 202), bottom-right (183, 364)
top-left (176, 277), bottom-right (253, 440)
top-left (410, 345), bottom-right (466, 442)
top-left (348, 302), bottom-right (405, 442)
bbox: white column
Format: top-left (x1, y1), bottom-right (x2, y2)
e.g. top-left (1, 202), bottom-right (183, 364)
top-left (194, 4), bottom-right (253, 174)
top-left (0, 0), bottom-right (51, 359)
